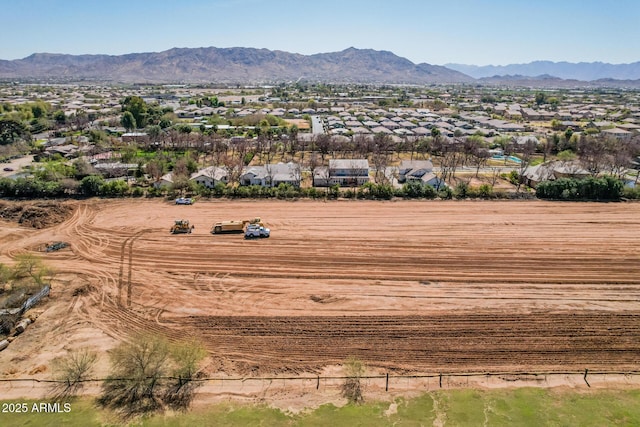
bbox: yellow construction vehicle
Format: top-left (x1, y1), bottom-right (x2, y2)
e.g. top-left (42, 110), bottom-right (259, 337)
top-left (170, 219), bottom-right (194, 234)
top-left (211, 217), bottom-right (263, 234)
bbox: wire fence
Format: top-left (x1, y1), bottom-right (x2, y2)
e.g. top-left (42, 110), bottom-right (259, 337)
top-left (2, 370), bottom-right (639, 391)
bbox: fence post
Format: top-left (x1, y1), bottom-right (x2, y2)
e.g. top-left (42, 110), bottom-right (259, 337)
top-left (385, 373), bottom-right (389, 392)
top-left (439, 373), bottom-right (442, 388)
top-left (316, 375), bottom-right (319, 390)
top-left (583, 369), bottom-right (590, 387)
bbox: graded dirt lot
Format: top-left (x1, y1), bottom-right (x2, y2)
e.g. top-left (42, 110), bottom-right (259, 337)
top-left (0, 199), bottom-right (639, 386)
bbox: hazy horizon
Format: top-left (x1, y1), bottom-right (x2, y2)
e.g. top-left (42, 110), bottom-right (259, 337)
top-left (4, 0), bottom-right (639, 66)
top-left (6, 46), bottom-right (640, 68)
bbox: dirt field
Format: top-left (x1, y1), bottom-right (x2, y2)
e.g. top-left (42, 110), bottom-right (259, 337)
top-left (1, 199), bottom-right (639, 391)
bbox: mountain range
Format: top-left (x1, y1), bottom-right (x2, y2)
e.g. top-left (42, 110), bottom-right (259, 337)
top-left (0, 47), bottom-right (638, 85)
top-left (0, 47), bottom-right (472, 85)
top-left (445, 60), bottom-right (640, 81)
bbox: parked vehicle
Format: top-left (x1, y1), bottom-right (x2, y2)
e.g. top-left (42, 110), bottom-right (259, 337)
top-left (175, 197), bottom-right (194, 205)
top-left (244, 224), bottom-right (270, 239)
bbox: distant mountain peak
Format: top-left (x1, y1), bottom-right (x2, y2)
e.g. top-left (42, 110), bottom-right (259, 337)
top-left (446, 60), bottom-right (640, 81)
top-left (0, 46), bottom-right (473, 84)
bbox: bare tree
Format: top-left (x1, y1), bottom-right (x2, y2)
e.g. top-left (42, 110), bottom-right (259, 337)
top-left (472, 147), bottom-right (490, 178)
top-left (290, 162), bottom-right (302, 187)
top-left (146, 159), bottom-right (165, 183)
top-left (437, 138), bottom-right (463, 186)
top-left (222, 140), bottom-right (248, 185)
top-left (210, 138), bottom-right (227, 167)
top-left (512, 139), bottom-right (537, 192)
top-left (372, 133), bottom-right (393, 185)
top-left (606, 137), bottom-right (639, 180)
top-left (308, 152), bottom-right (322, 187)
top-left (578, 134), bottom-right (608, 176)
top-left (489, 167), bottom-right (503, 187)
top-left (353, 134), bottom-right (372, 158)
top-left (539, 136), bottom-right (554, 162)
top-left (315, 134), bottom-right (332, 161)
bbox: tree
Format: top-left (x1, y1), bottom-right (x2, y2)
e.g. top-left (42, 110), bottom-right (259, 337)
top-left (121, 96), bottom-right (148, 129)
top-left (535, 92), bottom-right (547, 105)
top-left (69, 109), bottom-right (90, 132)
top-left (99, 335), bottom-right (170, 416)
top-left (50, 348), bottom-right (98, 400)
top-left (163, 340), bottom-right (207, 410)
top-left (0, 119), bottom-right (30, 145)
top-left (223, 140), bottom-right (249, 185)
top-left (372, 133), bottom-right (392, 185)
top-left (13, 254), bottom-right (52, 287)
top-left (53, 110), bottom-right (66, 125)
top-left (606, 136), bottom-right (639, 180)
top-left (99, 335), bottom-right (206, 417)
top-left (145, 159), bottom-right (166, 182)
top-left (121, 111), bottom-right (136, 132)
top-left (512, 139), bottom-right (537, 192)
top-left (173, 158), bottom-right (191, 179)
top-left (80, 175), bottom-right (105, 196)
top-left (341, 357), bottom-right (365, 404)
top-left (577, 134), bottom-right (608, 176)
top-left (145, 125), bottom-right (162, 146)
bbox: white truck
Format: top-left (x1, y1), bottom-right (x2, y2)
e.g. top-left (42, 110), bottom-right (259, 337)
top-left (244, 224), bottom-right (270, 239)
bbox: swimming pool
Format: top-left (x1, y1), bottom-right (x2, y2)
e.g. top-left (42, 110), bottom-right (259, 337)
top-left (491, 155), bottom-right (522, 164)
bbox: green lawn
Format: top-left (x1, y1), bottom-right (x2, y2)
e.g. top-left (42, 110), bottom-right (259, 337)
top-left (1, 389), bottom-right (639, 427)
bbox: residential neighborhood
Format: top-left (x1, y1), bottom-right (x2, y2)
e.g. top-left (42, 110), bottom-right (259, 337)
top-left (1, 81), bottom-right (639, 199)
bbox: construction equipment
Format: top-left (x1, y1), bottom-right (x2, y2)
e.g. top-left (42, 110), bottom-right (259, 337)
top-left (211, 217), bottom-right (263, 234)
top-left (244, 224), bottom-right (270, 239)
top-left (170, 219), bottom-right (194, 234)
top-left (45, 241), bottom-right (69, 252)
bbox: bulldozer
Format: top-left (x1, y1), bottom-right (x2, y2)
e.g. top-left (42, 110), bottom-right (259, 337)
top-left (170, 219), bottom-right (194, 234)
top-left (211, 217), bottom-right (263, 234)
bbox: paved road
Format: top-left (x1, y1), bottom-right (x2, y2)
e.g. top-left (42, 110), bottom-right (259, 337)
top-left (310, 116), bottom-right (325, 135)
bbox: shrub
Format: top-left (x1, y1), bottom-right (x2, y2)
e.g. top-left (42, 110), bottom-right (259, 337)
top-left (341, 357), bottom-right (365, 404)
top-left (99, 180), bottom-right (130, 197)
top-left (211, 182), bottom-right (228, 198)
top-left (478, 184), bottom-right (494, 199)
top-left (423, 184), bottom-right (437, 199)
top-left (275, 183), bottom-right (299, 199)
top-left (305, 187), bottom-right (323, 199)
top-left (536, 176), bottom-right (623, 201)
top-left (80, 175), bottom-right (104, 197)
top-left (622, 186), bottom-right (640, 199)
top-left (327, 184), bottom-right (340, 199)
top-left (0, 178), bottom-right (16, 197)
top-left (438, 186), bottom-right (453, 200)
top-left (508, 170), bottom-right (519, 185)
top-left (454, 182), bottom-right (469, 199)
top-left (131, 187), bottom-right (145, 198)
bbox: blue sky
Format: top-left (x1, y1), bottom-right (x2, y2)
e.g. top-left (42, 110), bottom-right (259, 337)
top-left (3, 0), bottom-right (639, 65)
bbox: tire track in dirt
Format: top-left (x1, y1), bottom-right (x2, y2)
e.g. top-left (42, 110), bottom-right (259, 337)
top-left (176, 313), bottom-right (640, 374)
top-left (4, 199), bottom-right (640, 376)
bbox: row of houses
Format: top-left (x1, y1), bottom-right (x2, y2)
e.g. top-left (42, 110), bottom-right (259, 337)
top-left (154, 159), bottom-right (443, 189)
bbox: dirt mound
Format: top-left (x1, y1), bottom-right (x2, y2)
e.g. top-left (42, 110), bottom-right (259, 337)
top-left (0, 201), bottom-right (74, 229)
